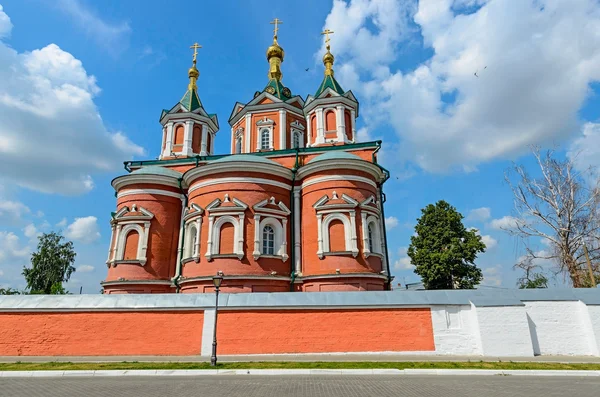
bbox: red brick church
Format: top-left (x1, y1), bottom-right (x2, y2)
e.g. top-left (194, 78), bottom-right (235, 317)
top-left (102, 22), bottom-right (391, 294)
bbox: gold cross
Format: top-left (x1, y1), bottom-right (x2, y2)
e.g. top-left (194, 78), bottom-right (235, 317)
top-left (321, 29), bottom-right (334, 48)
top-left (190, 42), bottom-right (202, 63)
top-left (270, 18), bottom-right (283, 37)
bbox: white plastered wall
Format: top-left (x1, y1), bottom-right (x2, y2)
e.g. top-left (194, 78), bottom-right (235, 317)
top-left (587, 305), bottom-right (600, 356)
top-left (474, 305), bottom-right (534, 357)
top-left (524, 301), bottom-right (598, 356)
top-left (430, 305), bottom-right (482, 355)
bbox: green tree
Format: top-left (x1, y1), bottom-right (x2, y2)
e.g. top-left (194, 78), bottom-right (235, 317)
top-left (0, 288), bottom-right (21, 295)
top-left (22, 232), bottom-right (76, 294)
top-left (408, 200), bottom-right (486, 289)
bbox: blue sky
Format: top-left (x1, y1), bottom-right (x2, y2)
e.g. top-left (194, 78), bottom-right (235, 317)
top-left (1, 0), bottom-right (599, 293)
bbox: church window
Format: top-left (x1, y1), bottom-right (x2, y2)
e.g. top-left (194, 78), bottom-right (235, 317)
top-left (235, 136), bottom-right (242, 154)
top-left (123, 230), bottom-right (140, 260)
top-left (327, 219), bottom-right (347, 252)
top-left (185, 224), bottom-right (199, 258)
top-left (368, 223), bottom-right (374, 252)
top-left (218, 222), bottom-right (236, 254)
top-left (260, 128), bottom-right (270, 150)
top-left (262, 225), bottom-right (275, 255)
top-left (293, 131), bottom-right (301, 149)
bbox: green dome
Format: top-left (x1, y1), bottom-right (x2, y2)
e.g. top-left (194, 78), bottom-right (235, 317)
top-left (131, 166), bottom-right (182, 178)
top-left (309, 151), bottom-right (364, 163)
top-left (210, 154), bottom-right (281, 166)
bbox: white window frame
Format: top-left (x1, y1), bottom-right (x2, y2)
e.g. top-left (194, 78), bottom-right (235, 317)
top-left (262, 224), bottom-right (276, 255)
top-left (362, 215), bottom-right (382, 257)
top-left (204, 195), bottom-right (247, 261)
top-left (252, 197), bottom-right (290, 261)
top-left (107, 205), bottom-right (154, 267)
top-left (260, 128), bottom-right (271, 150)
top-left (256, 117), bottom-right (275, 151)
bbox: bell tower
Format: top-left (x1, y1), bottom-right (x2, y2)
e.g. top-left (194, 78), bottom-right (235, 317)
top-left (304, 29), bottom-right (358, 147)
top-left (159, 43), bottom-right (219, 159)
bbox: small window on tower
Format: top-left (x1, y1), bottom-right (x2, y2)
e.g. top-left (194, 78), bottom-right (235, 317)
top-left (260, 128), bottom-right (270, 150)
top-left (368, 223), bottom-right (374, 252)
top-left (235, 136), bottom-right (242, 154)
top-left (293, 131), bottom-right (301, 149)
top-left (262, 225), bottom-right (275, 255)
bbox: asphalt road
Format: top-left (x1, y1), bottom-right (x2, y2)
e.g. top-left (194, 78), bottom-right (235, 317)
top-left (1, 375), bottom-right (599, 397)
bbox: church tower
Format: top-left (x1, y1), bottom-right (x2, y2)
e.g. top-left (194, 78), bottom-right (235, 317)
top-left (159, 43), bottom-right (219, 159)
top-left (228, 19), bottom-right (307, 154)
top-left (304, 30), bottom-right (358, 147)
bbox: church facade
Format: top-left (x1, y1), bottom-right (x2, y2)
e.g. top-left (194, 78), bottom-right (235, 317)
top-left (102, 24), bottom-right (391, 294)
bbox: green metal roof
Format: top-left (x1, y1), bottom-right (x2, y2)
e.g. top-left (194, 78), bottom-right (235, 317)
top-left (315, 74), bottom-right (345, 97)
top-left (309, 151), bottom-right (364, 163)
top-left (180, 88), bottom-right (203, 112)
top-left (210, 154), bottom-right (281, 166)
top-left (131, 166), bottom-right (182, 178)
top-left (264, 79), bottom-right (291, 101)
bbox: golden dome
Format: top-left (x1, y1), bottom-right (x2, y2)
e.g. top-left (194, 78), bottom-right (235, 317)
top-left (267, 40), bottom-right (284, 61)
top-left (188, 65), bottom-right (199, 79)
top-left (323, 50), bottom-right (334, 65)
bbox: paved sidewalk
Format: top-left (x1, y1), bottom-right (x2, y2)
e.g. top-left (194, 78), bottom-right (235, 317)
top-left (1, 354), bottom-right (600, 363)
top-left (1, 375), bottom-right (599, 397)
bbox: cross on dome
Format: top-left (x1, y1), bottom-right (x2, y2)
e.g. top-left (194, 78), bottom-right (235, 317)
top-left (270, 18), bottom-right (283, 40)
top-left (190, 42), bottom-right (202, 64)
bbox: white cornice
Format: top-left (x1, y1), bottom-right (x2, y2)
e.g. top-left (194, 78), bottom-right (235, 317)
top-left (112, 174), bottom-right (183, 191)
top-left (304, 95), bottom-right (358, 116)
top-left (229, 101), bottom-right (305, 126)
top-left (184, 162), bottom-right (293, 185)
top-left (160, 112), bottom-right (219, 133)
top-left (189, 177), bottom-right (292, 194)
top-left (117, 189), bottom-right (184, 200)
top-left (301, 175), bottom-right (377, 190)
top-left (297, 273), bottom-right (388, 281)
top-left (179, 275), bottom-right (292, 284)
top-left (298, 161), bottom-right (383, 183)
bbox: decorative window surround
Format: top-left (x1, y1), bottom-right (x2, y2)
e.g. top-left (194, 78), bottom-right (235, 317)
top-left (314, 192), bottom-right (359, 258)
top-left (359, 196), bottom-right (384, 259)
top-left (234, 127), bottom-right (244, 154)
top-left (252, 197), bottom-right (291, 261)
top-left (183, 204), bottom-right (204, 263)
top-left (205, 195), bottom-right (247, 261)
top-left (256, 117), bottom-right (274, 151)
top-left (291, 121), bottom-right (305, 149)
top-left (107, 204), bottom-right (154, 267)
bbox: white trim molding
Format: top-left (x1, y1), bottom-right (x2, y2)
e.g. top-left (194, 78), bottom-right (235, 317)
top-left (204, 195), bottom-right (247, 261)
top-left (256, 117), bottom-right (275, 151)
top-left (252, 197), bottom-right (291, 262)
top-left (314, 192), bottom-right (359, 259)
top-left (108, 204), bottom-right (154, 267)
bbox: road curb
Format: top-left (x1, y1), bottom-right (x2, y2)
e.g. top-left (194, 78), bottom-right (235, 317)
top-left (1, 369), bottom-right (600, 377)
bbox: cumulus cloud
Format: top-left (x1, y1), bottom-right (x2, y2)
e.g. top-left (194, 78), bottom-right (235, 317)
top-left (466, 207), bottom-right (491, 222)
top-left (321, 0), bottom-right (600, 172)
top-left (0, 231), bottom-right (30, 286)
top-left (482, 265), bottom-right (502, 286)
top-left (56, 0), bottom-right (131, 54)
top-left (56, 218), bottom-right (68, 228)
top-left (0, 5), bottom-right (11, 39)
top-left (0, 8), bottom-right (144, 195)
top-left (23, 223), bottom-right (40, 239)
top-left (385, 216), bottom-right (399, 229)
top-left (77, 264), bottom-right (94, 273)
top-left (568, 122), bottom-right (600, 174)
top-left (393, 246), bottom-right (414, 270)
top-left (489, 215), bottom-right (520, 230)
top-left (0, 199), bottom-right (30, 223)
top-left (480, 234), bottom-right (497, 250)
top-left (64, 216), bottom-right (100, 244)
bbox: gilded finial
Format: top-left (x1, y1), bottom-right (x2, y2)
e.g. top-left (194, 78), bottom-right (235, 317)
top-left (267, 18), bottom-right (284, 81)
top-left (321, 29), bottom-right (335, 77)
top-left (188, 42), bottom-right (202, 90)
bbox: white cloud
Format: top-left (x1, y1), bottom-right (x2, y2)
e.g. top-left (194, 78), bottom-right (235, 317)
top-left (385, 216), bottom-right (399, 229)
top-left (77, 264), bottom-right (94, 273)
top-left (393, 246), bottom-right (414, 270)
top-left (57, 0), bottom-right (131, 54)
top-left (322, 0), bottom-right (600, 172)
top-left (482, 265), bottom-right (502, 286)
top-left (0, 5), bottom-right (11, 39)
top-left (0, 9), bottom-right (144, 195)
top-left (568, 122), bottom-right (600, 174)
top-left (466, 207), bottom-right (491, 222)
top-left (64, 216), bottom-right (100, 244)
top-left (0, 199), bottom-right (30, 223)
top-left (0, 231), bottom-right (30, 286)
top-left (56, 218), bottom-right (68, 228)
top-left (23, 223), bottom-right (40, 239)
top-left (480, 234), bottom-right (497, 250)
top-left (489, 215), bottom-right (520, 230)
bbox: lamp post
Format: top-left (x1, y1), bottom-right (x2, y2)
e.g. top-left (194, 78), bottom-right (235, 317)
top-left (210, 272), bottom-right (223, 367)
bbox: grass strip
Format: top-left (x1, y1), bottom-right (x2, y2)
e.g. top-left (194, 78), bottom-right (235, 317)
top-left (0, 361), bottom-right (599, 371)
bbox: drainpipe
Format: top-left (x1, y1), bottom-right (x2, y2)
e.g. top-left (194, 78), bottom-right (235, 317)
top-left (173, 177), bottom-right (188, 292)
top-left (289, 148), bottom-right (300, 291)
top-left (372, 141), bottom-right (392, 290)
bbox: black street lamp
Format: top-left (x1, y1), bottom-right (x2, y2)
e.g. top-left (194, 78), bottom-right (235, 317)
top-left (210, 272), bottom-right (224, 367)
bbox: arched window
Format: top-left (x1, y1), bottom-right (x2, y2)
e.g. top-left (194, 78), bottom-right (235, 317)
top-left (235, 136), bottom-right (242, 154)
top-left (367, 223), bottom-right (374, 252)
top-left (123, 230), bottom-right (140, 260)
top-left (293, 131), bottom-right (301, 148)
top-left (185, 224), bottom-right (198, 258)
top-left (262, 225), bottom-right (275, 255)
top-left (328, 219), bottom-right (347, 252)
top-left (325, 110), bottom-right (336, 132)
top-left (218, 222), bottom-right (236, 254)
top-left (260, 128), bottom-right (270, 150)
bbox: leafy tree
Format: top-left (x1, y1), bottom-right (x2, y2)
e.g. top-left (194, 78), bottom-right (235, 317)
top-left (0, 288), bottom-right (21, 295)
top-left (22, 232), bottom-right (76, 294)
top-left (408, 200), bottom-right (486, 289)
top-left (514, 256), bottom-right (549, 289)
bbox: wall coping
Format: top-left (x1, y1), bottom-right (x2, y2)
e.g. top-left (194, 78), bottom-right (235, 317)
top-left (0, 289), bottom-right (598, 312)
